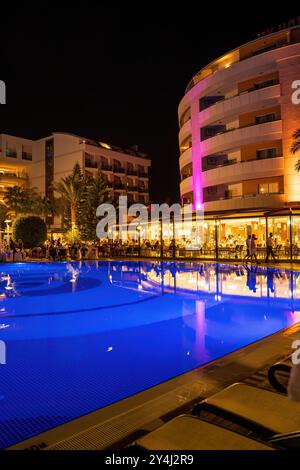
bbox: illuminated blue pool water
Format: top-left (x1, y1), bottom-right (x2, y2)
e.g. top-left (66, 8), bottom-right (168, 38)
top-left (0, 260), bottom-right (299, 448)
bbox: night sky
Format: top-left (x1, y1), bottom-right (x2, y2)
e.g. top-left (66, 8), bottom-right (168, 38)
top-left (1, 6), bottom-right (299, 202)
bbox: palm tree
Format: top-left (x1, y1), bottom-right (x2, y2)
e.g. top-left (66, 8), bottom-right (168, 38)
top-left (34, 196), bottom-right (56, 224)
top-left (52, 163), bottom-right (83, 229)
top-left (290, 129), bottom-right (300, 172)
top-left (77, 170), bottom-right (110, 240)
top-left (4, 186), bottom-right (29, 214)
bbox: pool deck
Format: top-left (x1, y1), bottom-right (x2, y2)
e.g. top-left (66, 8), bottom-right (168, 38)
top-left (9, 320), bottom-right (300, 450)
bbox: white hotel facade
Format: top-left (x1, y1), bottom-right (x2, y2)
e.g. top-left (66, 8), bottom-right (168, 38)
top-left (0, 132), bottom-right (151, 228)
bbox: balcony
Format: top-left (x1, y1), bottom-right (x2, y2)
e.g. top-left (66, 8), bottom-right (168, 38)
top-left (22, 151), bottom-right (32, 161)
top-left (179, 147), bottom-right (192, 170)
top-left (138, 170), bottom-right (148, 178)
top-left (199, 84), bottom-right (280, 128)
top-left (114, 183), bottom-right (126, 190)
top-left (181, 170), bottom-right (193, 181)
top-left (85, 159), bottom-right (98, 169)
top-left (202, 155), bottom-right (237, 172)
top-left (200, 80), bottom-right (279, 112)
top-left (127, 186), bottom-right (138, 192)
top-left (138, 187), bottom-right (148, 193)
top-left (203, 153), bottom-right (281, 172)
top-left (114, 167), bottom-right (125, 174)
top-left (203, 156), bottom-right (284, 187)
top-left (127, 169), bottom-right (137, 176)
top-left (5, 149), bottom-right (17, 158)
top-left (101, 164), bottom-right (113, 171)
top-left (180, 176), bottom-right (193, 196)
top-left (204, 192), bottom-right (285, 212)
top-left (179, 118), bottom-right (192, 142)
top-left (202, 119), bottom-right (271, 140)
top-left (200, 120), bottom-right (282, 156)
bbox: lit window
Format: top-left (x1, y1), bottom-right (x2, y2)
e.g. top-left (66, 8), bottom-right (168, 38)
top-left (258, 182), bottom-right (279, 194)
top-left (269, 182), bottom-right (279, 194)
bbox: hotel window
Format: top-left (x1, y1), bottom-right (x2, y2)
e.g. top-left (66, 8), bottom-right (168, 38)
top-left (256, 147), bottom-right (278, 159)
top-left (255, 113), bottom-right (277, 124)
top-left (259, 182), bottom-right (279, 194)
top-left (85, 153), bottom-right (98, 168)
top-left (6, 143), bottom-right (17, 158)
top-left (22, 145), bottom-right (32, 161)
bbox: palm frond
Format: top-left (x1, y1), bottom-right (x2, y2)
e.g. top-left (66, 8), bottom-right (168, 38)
top-left (295, 160), bottom-right (300, 173)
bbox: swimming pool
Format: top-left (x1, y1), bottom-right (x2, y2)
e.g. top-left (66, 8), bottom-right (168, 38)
top-left (0, 260), bottom-right (299, 449)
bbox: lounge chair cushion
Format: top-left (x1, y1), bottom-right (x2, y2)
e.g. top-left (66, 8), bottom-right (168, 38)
top-left (136, 415), bottom-right (272, 450)
top-left (204, 383), bottom-right (300, 434)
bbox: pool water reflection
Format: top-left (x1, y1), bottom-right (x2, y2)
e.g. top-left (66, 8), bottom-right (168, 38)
top-left (0, 261), bottom-right (299, 448)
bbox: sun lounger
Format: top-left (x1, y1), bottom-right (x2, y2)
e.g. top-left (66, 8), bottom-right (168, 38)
top-left (192, 383), bottom-right (300, 441)
top-left (135, 415), bottom-right (273, 450)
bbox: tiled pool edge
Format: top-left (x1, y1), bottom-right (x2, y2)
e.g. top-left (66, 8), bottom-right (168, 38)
top-left (8, 322), bottom-right (300, 451)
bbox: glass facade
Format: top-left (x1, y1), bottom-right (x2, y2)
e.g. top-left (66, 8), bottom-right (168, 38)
top-left (107, 211), bottom-right (300, 261)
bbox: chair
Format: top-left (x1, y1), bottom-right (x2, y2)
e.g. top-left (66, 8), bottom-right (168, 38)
top-left (136, 376), bottom-right (300, 450)
top-left (135, 415), bottom-right (273, 450)
top-left (192, 382), bottom-right (300, 446)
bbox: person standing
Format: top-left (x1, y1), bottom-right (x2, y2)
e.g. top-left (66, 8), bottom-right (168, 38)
top-left (250, 234), bottom-right (258, 263)
top-left (265, 233), bottom-right (277, 263)
top-left (244, 235), bottom-right (251, 261)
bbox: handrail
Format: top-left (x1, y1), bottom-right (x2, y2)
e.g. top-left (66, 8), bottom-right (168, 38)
top-left (201, 118), bottom-right (281, 142)
top-left (200, 82), bottom-right (279, 112)
top-left (202, 154), bottom-right (283, 172)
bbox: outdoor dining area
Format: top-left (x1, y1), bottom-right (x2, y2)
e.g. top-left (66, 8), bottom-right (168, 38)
top-left (109, 208), bottom-right (300, 262)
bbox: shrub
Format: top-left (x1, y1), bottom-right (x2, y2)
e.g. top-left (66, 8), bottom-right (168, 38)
top-left (12, 216), bottom-right (47, 248)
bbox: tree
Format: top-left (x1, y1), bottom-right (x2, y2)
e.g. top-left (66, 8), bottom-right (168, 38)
top-left (290, 129), bottom-right (300, 172)
top-left (12, 216), bottom-right (47, 248)
top-left (4, 186), bottom-right (32, 214)
top-left (78, 170), bottom-right (110, 240)
top-left (34, 196), bottom-right (56, 224)
top-left (4, 185), bottom-right (56, 225)
top-left (52, 163), bottom-right (84, 229)
top-left (0, 205), bottom-right (8, 231)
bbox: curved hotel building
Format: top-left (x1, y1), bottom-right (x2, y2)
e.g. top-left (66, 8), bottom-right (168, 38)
top-left (178, 25), bottom-right (300, 258)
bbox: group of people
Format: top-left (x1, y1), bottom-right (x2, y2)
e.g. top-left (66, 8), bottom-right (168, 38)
top-left (244, 232), bottom-right (277, 263)
top-left (0, 231), bottom-right (283, 263)
top-left (0, 239), bottom-right (25, 262)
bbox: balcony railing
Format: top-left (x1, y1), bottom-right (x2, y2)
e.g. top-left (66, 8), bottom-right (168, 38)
top-left (114, 184), bottom-right (126, 190)
top-left (22, 152), bottom-right (32, 161)
top-left (0, 172), bottom-right (19, 178)
top-left (127, 169), bottom-right (137, 176)
top-left (114, 167), bottom-right (125, 174)
top-left (204, 191), bottom-right (284, 203)
top-left (202, 153), bottom-right (282, 172)
top-left (101, 164), bottom-right (112, 171)
top-left (85, 160), bottom-right (98, 168)
top-left (199, 81), bottom-right (279, 112)
top-left (5, 149), bottom-right (17, 158)
top-left (181, 172), bottom-right (193, 181)
top-left (138, 171), bottom-right (148, 178)
top-left (201, 117), bottom-right (281, 141)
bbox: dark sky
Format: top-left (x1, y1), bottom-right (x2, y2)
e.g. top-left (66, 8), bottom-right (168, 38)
top-left (1, 6), bottom-right (299, 202)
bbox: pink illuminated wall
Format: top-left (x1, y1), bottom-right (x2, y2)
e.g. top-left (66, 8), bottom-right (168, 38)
top-left (191, 99), bottom-right (204, 211)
